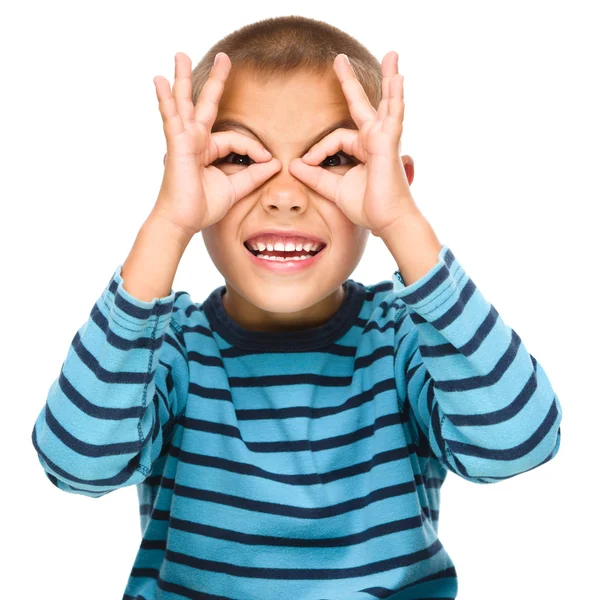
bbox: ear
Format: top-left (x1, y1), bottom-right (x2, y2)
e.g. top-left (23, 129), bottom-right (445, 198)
top-left (163, 152), bottom-right (167, 166)
top-left (401, 155), bottom-right (414, 186)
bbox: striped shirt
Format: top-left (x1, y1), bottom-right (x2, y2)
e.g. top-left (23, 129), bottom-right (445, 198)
top-left (31, 244), bottom-right (562, 599)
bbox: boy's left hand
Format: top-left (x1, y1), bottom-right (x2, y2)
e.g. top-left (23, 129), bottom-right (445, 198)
top-left (289, 51), bottom-right (419, 237)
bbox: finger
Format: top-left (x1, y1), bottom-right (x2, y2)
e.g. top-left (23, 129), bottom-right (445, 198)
top-left (383, 51), bottom-right (399, 77)
top-left (378, 52), bottom-right (398, 121)
top-left (226, 159), bottom-right (282, 201)
top-left (194, 52), bottom-right (232, 131)
top-left (172, 53), bottom-right (195, 125)
top-left (288, 158), bottom-right (341, 203)
top-left (377, 75), bottom-right (390, 122)
top-left (333, 54), bottom-right (376, 128)
top-left (153, 76), bottom-right (184, 139)
top-left (301, 128), bottom-right (364, 165)
top-left (209, 130), bottom-right (273, 164)
top-left (383, 75), bottom-right (404, 137)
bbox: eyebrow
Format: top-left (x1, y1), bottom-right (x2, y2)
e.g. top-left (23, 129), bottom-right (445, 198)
top-left (211, 117), bottom-right (358, 153)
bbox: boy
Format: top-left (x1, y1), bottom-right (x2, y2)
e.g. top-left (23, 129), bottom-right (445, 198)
top-left (31, 15), bottom-right (562, 600)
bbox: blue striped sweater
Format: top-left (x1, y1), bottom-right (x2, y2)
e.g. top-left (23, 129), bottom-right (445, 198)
top-left (31, 244), bottom-right (562, 599)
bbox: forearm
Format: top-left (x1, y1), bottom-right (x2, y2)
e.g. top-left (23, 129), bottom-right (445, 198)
top-left (31, 257), bottom-right (188, 496)
top-left (392, 246), bottom-right (562, 482)
top-left (121, 209), bottom-right (194, 302)
top-left (377, 211), bottom-right (443, 286)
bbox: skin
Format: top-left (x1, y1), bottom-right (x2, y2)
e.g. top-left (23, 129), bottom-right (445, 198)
top-left (198, 65), bottom-right (415, 333)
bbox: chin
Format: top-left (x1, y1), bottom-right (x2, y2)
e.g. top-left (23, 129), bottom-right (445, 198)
top-left (244, 285), bottom-right (326, 314)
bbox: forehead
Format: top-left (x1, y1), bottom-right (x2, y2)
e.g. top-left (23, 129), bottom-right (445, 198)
top-left (219, 67), bottom-right (346, 105)
top-left (214, 68), bottom-right (353, 144)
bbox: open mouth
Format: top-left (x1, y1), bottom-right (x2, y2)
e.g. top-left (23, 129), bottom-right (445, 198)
top-left (243, 242), bottom-right (326, 261)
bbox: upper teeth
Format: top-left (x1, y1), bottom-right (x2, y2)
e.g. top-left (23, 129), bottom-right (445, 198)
top-left (247, 238), bottom-right (323, 253)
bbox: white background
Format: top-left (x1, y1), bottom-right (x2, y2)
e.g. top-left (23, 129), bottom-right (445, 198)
top-left (2, 1), bottom-right (589, 598)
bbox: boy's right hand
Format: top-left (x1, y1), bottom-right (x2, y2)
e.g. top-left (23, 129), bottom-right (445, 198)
top-left (151, 52), bottom-right (280, 239)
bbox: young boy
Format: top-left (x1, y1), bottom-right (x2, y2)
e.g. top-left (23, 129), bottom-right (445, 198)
top-left (31, 15), bottom-right (562, 600)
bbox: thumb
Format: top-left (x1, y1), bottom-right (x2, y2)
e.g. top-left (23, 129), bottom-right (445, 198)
top-left (227, 158), bottom-right (281, 200)
top-left (289, 158), bottom-right (339, 202)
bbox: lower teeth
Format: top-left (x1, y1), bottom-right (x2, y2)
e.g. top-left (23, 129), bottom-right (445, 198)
top-left (258, 254), bottom-right (313, 261)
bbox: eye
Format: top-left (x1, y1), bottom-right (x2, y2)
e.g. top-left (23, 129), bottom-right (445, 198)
top-left (214, 151), bottom-right (357, 168)
top-left (320, 151), bottom-right (357, 168)
top-left (215, 152), bottom-right (255, 167)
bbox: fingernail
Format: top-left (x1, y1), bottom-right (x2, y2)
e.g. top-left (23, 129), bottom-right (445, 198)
top-left (214, 53), bottom-right (220, 66)
top-left (344, 55), bottom-right (351, 66)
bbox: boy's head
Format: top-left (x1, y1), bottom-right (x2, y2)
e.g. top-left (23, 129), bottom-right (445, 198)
top-left (188, 16), bottom-right (414, 332)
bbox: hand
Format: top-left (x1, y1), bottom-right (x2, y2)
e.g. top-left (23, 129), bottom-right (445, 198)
top-left (152, 52), bottom-right (281, 238)
top-left (288, 51), bottom-right (419, 236)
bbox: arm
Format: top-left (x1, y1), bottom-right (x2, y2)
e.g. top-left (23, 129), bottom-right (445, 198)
top-left (31, 215), bottom-right (193, 497)
top-left (384, 220), bottom-right (562, 484)
top-left (31, 48), bottom-right (279, 499)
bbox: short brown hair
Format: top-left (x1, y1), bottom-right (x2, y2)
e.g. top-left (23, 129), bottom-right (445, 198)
top-left (191, 15), bottom-right (382, 110)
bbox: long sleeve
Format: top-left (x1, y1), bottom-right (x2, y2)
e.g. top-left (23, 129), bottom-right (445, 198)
top-left (391, 244), bottom-right (562, 484)
top-left (31, 264), bottom-right (190, 497)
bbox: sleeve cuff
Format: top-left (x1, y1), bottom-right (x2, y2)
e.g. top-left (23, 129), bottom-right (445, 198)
top-left (100, 264), bottom-right (176, 334)
top-left (392, 244), bottom-right (464, 317)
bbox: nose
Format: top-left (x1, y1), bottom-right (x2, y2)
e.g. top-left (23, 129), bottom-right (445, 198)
top-left (261, 163), bottom-right (310, 214)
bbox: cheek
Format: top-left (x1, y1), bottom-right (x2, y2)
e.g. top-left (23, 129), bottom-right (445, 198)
top-left (203, 215), bottom-right (255, 281)
top-left (202, 202), bottom-right (245, 251)
top-left (329, 209), bottom-right (367, 245)
top-left (337, 225), bottom-right (369, 264)
top-left (201, 223), bottom-right (232, 266)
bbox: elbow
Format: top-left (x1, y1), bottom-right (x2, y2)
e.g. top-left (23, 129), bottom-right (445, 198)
top-left (438, 392), bottom-right (562, 484)
top-left (44, 471), bottom-right (111, 498)
top-left (443, 420), bottom-right (562, 485)
top-left (34, 449), bottom-right (144, 497)
top-left (32, 424), bottom-right (145, 496)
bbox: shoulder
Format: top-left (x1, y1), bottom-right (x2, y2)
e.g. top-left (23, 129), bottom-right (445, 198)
top-left (168, 286), bottom-right (223, 355)
top-left (356, 276), bottom-right (406, 334)
top-left (169, 288), bottom-right (212, 331)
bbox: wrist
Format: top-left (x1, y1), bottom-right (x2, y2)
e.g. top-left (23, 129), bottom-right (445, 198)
top-left (372, 209), bottom-right (424, 240)
top-left (375, 211), bottom-right (443, 287)
top-left (147, 208), bottom-right (196, 249)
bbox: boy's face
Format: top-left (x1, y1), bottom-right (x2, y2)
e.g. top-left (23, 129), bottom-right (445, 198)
top-left (200, 67), bottom-right (373, 332)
